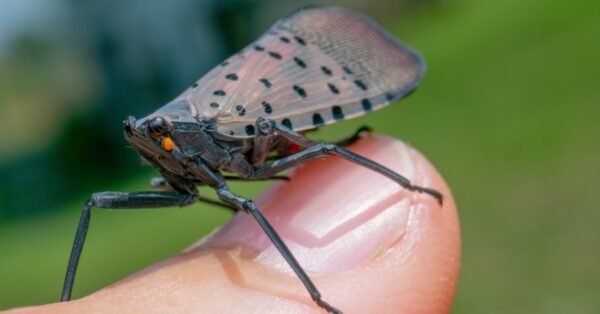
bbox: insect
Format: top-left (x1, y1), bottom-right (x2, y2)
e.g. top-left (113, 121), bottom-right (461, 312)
top-left (60, 7), bottom-right (442, 314)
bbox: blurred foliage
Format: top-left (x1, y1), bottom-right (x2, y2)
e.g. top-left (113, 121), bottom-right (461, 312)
top-left (1, 0), bottom-right (599, 312)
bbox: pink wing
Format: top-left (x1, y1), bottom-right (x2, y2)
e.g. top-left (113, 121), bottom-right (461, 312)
top-left (175, 7), bottom-right (424, 138)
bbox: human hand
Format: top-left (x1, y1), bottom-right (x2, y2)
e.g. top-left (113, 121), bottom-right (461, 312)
top-left (7, 135), bottom-right (460, 314)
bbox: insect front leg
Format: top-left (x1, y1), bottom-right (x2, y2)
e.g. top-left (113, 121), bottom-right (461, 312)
top-left (254, 118), bottom-right (443, 204)
top-left (215, 185), bottom-right (342, 314)
top-left (61, 191), bottom-right (197, 302)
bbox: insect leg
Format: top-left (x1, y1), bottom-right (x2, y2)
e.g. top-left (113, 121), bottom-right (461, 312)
top-left (334, 126), bottom-right (372, 147)
top-left (151, 175), bottom-right (287, 188)
top-left (254, 119), bottom-right (442, 204)
top-left (223, 174), bottom-right (290, 181)
top-left (61, 191), bottom-right (196, 302)
top-left (215, 186), bottom-right (342, 314)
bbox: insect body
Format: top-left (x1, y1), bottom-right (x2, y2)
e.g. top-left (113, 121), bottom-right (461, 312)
top-left (61, 7), bottom-right (442, 314)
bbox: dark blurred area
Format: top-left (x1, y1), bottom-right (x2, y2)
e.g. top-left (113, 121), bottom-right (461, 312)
top-left (1, 0), bottom-right (599, 312)
top-left (0, 0), bottom-right (270, 217)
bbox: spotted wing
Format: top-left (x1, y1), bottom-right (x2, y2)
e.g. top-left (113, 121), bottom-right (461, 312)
top-left (177, 7), bottom-right (425, 138)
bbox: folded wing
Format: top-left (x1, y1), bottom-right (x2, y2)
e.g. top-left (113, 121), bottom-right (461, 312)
top-left (178, 7), bottom-right (425, 138)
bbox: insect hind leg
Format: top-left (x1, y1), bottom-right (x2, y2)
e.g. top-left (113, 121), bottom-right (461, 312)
top-left (334, 125), bottom-right (373, 147)
top-left (253, 118), bottom-right (443, 205)
top-left (223, 174), bottom-right (290, 182)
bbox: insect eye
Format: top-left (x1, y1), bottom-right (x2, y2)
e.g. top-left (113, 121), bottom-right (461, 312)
top-left (148, 117), bottom-right (169, 137)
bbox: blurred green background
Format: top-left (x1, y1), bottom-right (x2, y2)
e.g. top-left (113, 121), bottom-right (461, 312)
top-left (1, 0), bottom-right (598, 312)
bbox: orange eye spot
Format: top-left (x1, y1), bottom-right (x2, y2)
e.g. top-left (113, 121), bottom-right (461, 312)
top-left (162, 137), bottom-right (174, 151)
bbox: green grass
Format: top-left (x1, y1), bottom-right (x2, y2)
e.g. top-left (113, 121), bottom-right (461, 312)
top-left (0, 178), bottom-right (271, 309)
top-left (1, 0), bottom-right (599, 312)
top-left (396, 0), bottom-right (600, 313)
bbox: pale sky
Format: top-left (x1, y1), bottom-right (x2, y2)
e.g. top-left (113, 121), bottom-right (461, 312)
top-left (0, 0), bottom-right (66, 56)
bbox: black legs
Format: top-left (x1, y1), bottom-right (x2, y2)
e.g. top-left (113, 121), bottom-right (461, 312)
top-left (61, 191), bottom-right (196, 301)
top-left (216, 187), bottom-right (342, 314)
top-left (334, 126), bottom-right (372, 147)
top-left (253, 119), bottom-right (443, 205)
top-left (61, 201), bottom-right (92, 302)
top-left (89, 191), bottom-right (197, 209)
top-left (61, 188), bottom-right (342, 312)
top-left (256, 143), bottom-right (442, 204)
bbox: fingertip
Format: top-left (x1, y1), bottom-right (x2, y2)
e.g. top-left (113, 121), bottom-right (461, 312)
top-left (374, 138), bottom-right (460, 313)
top-left (310, 136), bottom-right (461, 313)
top-left (206, 135), bottom-right (461, 313)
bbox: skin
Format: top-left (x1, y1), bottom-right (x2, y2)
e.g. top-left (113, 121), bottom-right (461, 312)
top-left (5, 135), bottom-right (460, 314)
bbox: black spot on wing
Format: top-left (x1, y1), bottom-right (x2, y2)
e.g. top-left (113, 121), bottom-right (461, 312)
top-left (213, 90), bottom-right (226, 96)
top-left (354, 80), bottom-right (368, 91)
top-left (262, 101), bottom-right (272, 114)
top-left (361, 98), bottom-right (372, 112)
top-left (332, 106), bottom-right (344, 120)
top-left (268, 51), bottom-right (282, 60)
top-left (293, 85), bottom-right (307, 98)
top-left (328, 83), bottom-right (340, 95)
top-left (385, 93), bottom-right (395, 101)
top-left (235, 105), bottom-right (246, 116)
top-left (259, 78), bottom-right (272, 88)
top-left (225, 73), bottom-right (238, 81)
top-left (254, 45), bottom-right (265, 51)
top-left (294, 36), bottom-right (306, 45)
top-left (343, 66), bottom-right (353, 75)
top-left (192, 82), bottom-right (198, 88)
top-left (312, 113), bottom-right (324, 126)
top-left (293, 57), bottom-right (306, 68)
top-left (245, 125), bottom-right (255, 136)
top-left (279, 36), bottom-right (290, 43)
top-left (321, 66), bottom-right (332, 76)
top-left (210, 102), bottom-right (219, 109)
top-left (281, 118), bottom-right (293, 129)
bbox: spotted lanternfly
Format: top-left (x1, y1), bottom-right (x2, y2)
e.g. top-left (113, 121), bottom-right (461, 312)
top-left (60, 7), bottom-right (442, 314)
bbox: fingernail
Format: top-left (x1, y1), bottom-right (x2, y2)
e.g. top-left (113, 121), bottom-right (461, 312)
top-left (204, 135), bottom-right (434, 273)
